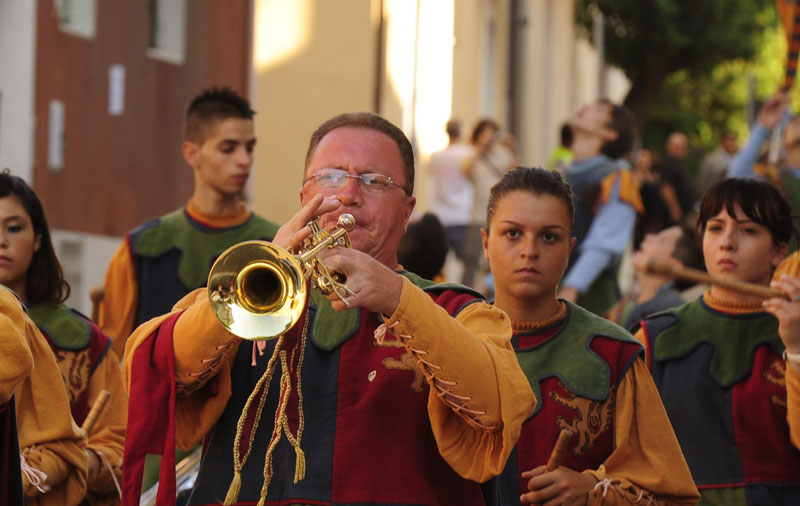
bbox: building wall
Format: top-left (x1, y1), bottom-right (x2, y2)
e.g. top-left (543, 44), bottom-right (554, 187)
top-left (249, 0), bottom-right (378, 224)
top-left (34, 0), bottom-right (252, 236)
top-left (31, 0), bottom-right (253, 314)
top-left (0, 1), bottom-right (37, 182)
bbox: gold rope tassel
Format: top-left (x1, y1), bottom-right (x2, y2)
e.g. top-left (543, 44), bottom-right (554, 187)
top-left (293, 446), bottom-right (306, 483)
top-left (223, 470), bottom-right (242, 506)
top-left (223, 335), bottom-right (286, 506)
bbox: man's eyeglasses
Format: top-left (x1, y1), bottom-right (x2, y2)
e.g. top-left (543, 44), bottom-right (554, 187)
top-left (305, 168), bottom-right (406, 194)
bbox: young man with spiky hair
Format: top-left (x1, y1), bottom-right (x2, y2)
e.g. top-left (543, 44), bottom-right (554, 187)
top-left (99, 87), bottom-right (279, 359)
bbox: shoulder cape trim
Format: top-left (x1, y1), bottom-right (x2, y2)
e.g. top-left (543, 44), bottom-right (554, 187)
top-left (515, 302), bottom-right (642, 416)
top-left (131, 208), bottom-right (280, 289)
top-left (645, 298), bottom-right (782, 387)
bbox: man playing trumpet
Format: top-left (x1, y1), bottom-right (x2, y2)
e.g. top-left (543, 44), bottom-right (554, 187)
top-left (121, 112), bottom-right (535, 506)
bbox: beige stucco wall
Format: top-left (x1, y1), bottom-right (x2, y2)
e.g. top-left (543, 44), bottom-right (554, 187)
top-left (248, 0), bottom-right (629, 221)
top-left (249, 0), bottom-right (378, 224)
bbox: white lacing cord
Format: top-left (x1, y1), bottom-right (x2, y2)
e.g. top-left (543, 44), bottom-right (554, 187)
top-left (373, 322), bottom-right (496, 430)
top-left (94, 449), bottom-right (122, 498)
top-left (593, 477), bottom-right (659, 505)
top-left (20, 453), bottom-right (50, 493)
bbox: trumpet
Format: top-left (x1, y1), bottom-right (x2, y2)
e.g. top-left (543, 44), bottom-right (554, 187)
top-left (207, 213), bottom-right (356, 341)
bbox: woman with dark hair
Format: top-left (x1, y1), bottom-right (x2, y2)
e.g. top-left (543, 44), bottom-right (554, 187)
top-left (481, 167), bottom-right (698, 505)
top-left (0, 171), bottom-right (126, 505)
top-left (637, 178), bottom-right (800, 504)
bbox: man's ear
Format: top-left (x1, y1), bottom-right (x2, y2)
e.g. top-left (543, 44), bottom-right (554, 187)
top-left (182, 140), bottom-right (199, 167)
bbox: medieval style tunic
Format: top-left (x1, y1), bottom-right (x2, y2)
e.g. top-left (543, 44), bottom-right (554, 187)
top-left (0, 287), bottom-right (34, 504)
top-left (30, 303), bottom-right (126, 505)
top-left (3, 288), bottom-right (89, 506)
top-left (638, 293), bottom-right (800, 505)
top-left (484, 302), bottom-right (699, 506)
top-left (99, 200), bottom-right (279, 357)
top-left (122, 273), bottom-right (535, 506)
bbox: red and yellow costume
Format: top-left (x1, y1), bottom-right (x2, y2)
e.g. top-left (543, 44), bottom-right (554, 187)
top-left (637, 293), bottom-right (800, 505)
top-left (122, 273), bottom-right (535, 505)
top-left (484, 302), bottom-right (698, 505)
top-left (0, 287), bottom-right (34, 504)
top-left (30, 303), bottom-right (126, 505)
top-left (1, 288), bottom-right (89, 506)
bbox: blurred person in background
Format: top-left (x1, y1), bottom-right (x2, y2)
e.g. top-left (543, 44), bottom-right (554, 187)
top-left (655, 132), bottom-right (696, 226)
top-left (607, 225), bottom-right (703, 332)
top-left (397, 212), bottom-right (449, 282)
top-left (697, 131), bottom-right (737, 194)
top-left (545, 123), bottom-right (574, 174)
top-left (728, 91), bottom-right (800, 236)
top-left (558, 99), bottom-right (643, 316)
top-left (631, 148), bottom-right (671, 249)
top-left (462, 119), bottom-right (517, 290)
top-left (428, 119), bottom-right (474, 267)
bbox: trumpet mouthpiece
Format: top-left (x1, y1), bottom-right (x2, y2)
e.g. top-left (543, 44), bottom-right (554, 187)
top-left (338, 213), bottom-right (356, 231)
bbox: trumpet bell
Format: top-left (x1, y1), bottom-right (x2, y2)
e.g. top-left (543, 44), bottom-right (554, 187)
top-left (208, 241), bottom-right (307, 341)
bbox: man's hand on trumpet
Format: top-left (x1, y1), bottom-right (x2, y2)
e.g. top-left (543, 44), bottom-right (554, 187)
top-left (272, 194), bottom-right (338, 251)
top-left (317, 247), bottom-right (403, 315)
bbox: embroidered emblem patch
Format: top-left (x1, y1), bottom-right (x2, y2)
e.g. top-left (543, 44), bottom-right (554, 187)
top-left (764, 358), bottom-right (787, 408)
top-left (550, 380), bottom-right (615, 455)
top-left (374, 334), bottom-right (425, 392)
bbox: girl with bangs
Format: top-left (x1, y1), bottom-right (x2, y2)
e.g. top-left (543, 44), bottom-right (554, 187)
top-left (637, 178), bottom-right (800, 505)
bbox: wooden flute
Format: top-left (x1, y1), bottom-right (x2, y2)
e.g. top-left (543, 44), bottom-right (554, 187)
top-left (645, 259), bottom-right (789, 300)
top-left (545, 429), bottom-right (575, 472)
top-left (81, 389), bottom-right (111, 433)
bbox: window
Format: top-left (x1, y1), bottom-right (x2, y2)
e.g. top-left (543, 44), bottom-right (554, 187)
top-left (57, 0), bottom-right (96, 39)
top-left (147, 0), bottom-right (187, 64)
top-left (48, 100), bottom-right (65, 171)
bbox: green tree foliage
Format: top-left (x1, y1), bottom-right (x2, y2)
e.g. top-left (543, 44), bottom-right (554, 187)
top-left (575, 0), bottom-right (775, 123)
top-left (644, 20), bottom-right (786, 160)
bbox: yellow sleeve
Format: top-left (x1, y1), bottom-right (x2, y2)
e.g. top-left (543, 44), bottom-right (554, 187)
top-left (384, 278), bottom-right (536, 482)
top-left (122, 288), bottom-right (240, 451)
top-left (99, 240), bottom-right (139, 359)
top-left (584, 359), bottom-right (699, 506)
top-left (17, 319), bottom-right (88, 506)
top-left (84, 348), bottom-right (126, 499)
top-left (0, 290), bottom-right (33, 403)
top-left (787, 363), bottom-right (800, 449)
top-left (774, 251), bottom-right (800, 281)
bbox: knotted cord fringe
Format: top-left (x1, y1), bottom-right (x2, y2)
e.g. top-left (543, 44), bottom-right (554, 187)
top-left (224, 315), bottom-right (309, 505)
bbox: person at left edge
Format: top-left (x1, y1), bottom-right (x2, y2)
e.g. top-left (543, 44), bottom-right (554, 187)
top-left (0, 172), bottom-right (126, 505)
top-left (0, 284), bottom-right (35, 505)
top-left (98, 87), bottom-right (280, 359)
top-left (121, 112), bottom-right (535, 505)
